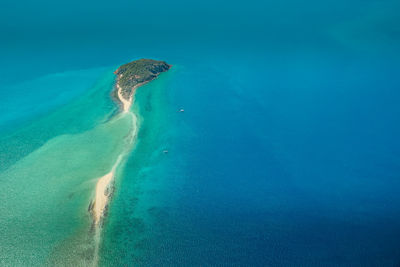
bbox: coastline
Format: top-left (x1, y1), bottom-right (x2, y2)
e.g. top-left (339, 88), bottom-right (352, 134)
top-left (91, 73), bottom-right (148, 226)
top-left (90, 60), bottom-right (170, 265)
top-left (91, 101), bottom-right (138, 265)
top-left (115, 75), bottom-right (157, 112)
top-left (92, 155), bottom-right (122, 225)
top-left (116, 82), bottom-right (131, 113)
top-left (91, 112), bottom-right (137, 227)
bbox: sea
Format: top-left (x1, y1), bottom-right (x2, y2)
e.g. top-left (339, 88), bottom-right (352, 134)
top-left (1, 0), bottom-right (400, 266)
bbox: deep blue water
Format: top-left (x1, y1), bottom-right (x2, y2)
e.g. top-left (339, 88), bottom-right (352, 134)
top-left (164, 57), bottom-right (400, 266)
top-left (123, 57), bottom-right (400, 266)
top-left (1, 0), bottom-right (400, 265)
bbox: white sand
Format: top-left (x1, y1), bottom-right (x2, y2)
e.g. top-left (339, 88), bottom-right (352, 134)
top-left (93, 171), bottom-right (113, 224)
top-left (92, 73), bottom-right (148, 225)
top-left (92, 111), bottom-right (138, 225)
top-left (116, 83), bottom-right (132, 113)
top-left (116, 75), bottom-right (151, 113)
top-left (92, 155), bottom-right (121, 225)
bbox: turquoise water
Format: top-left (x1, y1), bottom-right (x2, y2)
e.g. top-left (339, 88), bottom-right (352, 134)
top-left (0, 68), bottom-right (138, 265)
top-left (1, 0), bottom-right (400, 265)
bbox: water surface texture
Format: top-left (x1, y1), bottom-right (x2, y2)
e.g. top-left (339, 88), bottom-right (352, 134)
top-left (1, 0), bottom-right (400, 266)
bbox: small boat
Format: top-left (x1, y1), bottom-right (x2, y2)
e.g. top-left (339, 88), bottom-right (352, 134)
top-left (179, 108), bottom-right (184, 112)
top-left (163, 150), bottom-right (169, 154)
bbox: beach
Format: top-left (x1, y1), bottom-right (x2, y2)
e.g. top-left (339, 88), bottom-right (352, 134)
top-left (2, 0), bottom-right (400, 263)
top-left (93, 157), bottom-right (120, 225)
top-left (91, 73), bottom-right (148, 226)
top-left (116, 83), bottom-right (131, 112)
top-left (91, 79), bottom-right (138, 226)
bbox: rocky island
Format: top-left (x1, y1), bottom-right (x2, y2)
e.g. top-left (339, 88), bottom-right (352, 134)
top-left (114, 59), bottom-right (171, 112)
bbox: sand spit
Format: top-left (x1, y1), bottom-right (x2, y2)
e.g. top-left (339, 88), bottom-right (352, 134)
top-left (92, 170), bottom-right (113, 224)
top-left (116, 79), bottom-right (149, 112)
top-left (116, 83), bottom-right (131, 113)
top-left (92, 155), bottom-right (122, 225)
top-left (91, 110), bottom-right (137, 226)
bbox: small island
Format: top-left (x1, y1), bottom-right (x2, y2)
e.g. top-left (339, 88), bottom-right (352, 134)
top-left (114, 59), bottom-right (171, 111)
top-left (90, 59), bottom-right (171, 227)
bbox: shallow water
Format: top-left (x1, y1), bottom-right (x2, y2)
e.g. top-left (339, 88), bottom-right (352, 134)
top-left (0, 69), bottom-right (136, 265)
top-left (1, 0), bottom-right (400, 265)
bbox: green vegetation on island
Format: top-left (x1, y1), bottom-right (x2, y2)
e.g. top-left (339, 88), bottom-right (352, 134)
top-left (114, 59), bottom-right (170, 100)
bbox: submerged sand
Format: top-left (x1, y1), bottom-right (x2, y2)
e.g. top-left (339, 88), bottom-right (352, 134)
top-left (92, 168), bottom-right (115, 224)
top-left (91, 76), bottom-right (141, 226)
top-left (91, 68), bottom-right (163, 262)
top-left (91, 79), bottom-right (140, 225)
